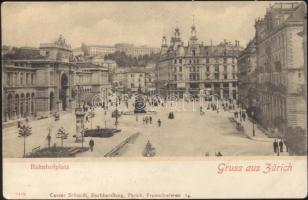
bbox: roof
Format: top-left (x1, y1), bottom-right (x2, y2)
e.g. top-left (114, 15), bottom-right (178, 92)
top-left (74, 62), bottom-right (109, 71)
top-left (285, 2), bottom-right (306, 23)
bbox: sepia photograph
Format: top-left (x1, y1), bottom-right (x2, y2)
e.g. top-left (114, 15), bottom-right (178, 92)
top-left (1, 1), bottom-right (307, 199)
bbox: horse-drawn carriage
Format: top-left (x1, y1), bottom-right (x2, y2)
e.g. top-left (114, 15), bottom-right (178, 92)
top-left (236, 122), bottom-right (244, 132)
top-left (54, 112), bottom-right (60, 121)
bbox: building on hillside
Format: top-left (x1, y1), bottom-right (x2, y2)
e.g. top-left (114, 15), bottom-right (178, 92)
top-left (156, 24), bottom-right (241, 100)
top-left (72, 48), bottom-right (84, 57)
top-left (254, 2), bottom-right (307, 136)
top-left (87, 43), bottom-right (160, 57)
top-left (2, 35), bottom-right (111, 125)
top-left (88, 45), bottom-right (116, 57)
top-left (238, 37), bottom-right (257, 110)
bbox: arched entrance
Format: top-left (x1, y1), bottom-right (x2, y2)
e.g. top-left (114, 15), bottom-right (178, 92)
top-left (50, 92), bottom-right (54, 111)
top-left (20, 93), bottom-right (25, 118)
top-left (31, 93), bottom-right (35, 114)
top-left (60, 74), bottom-right (68, 111)
top-left (15, 94), bottom-right (19, 118)
top-left (26, 93), bottom-right (30, 117)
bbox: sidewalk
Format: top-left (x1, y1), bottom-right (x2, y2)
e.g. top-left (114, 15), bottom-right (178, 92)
top-left (238, 117), bottom-right (273, 142)
top-left (237, 117), bottom-right (290, 156)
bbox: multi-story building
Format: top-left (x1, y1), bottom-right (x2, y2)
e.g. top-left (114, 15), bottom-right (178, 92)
top-left (72, 48), bottom-right (85, 57)
top-left (156, 25), bottom-right (241, 100)
top-left (2, 35), bottom-right (111, 126)
top-left (113, 67), bottom-right (148, 93)
top-left (144, 62), bottom-right (156, 94)
top-left (125, 68), bottom-right (146, 93)
top-left (238, 37), bottom-right (257, 109)
top-left (113, 68), bottom-right (127, 93)
top-left (88, 45), bottom-right (116, 57)
top-left (254, 2), bottom-right (306, 135)
top-left (74, 61), bottom-right (111, 103)
top-left (88, 43), bottom-right (160, 57)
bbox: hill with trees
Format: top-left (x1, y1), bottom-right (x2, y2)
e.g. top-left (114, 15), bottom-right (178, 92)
top-left (104, 51), bottom-right (159, 67)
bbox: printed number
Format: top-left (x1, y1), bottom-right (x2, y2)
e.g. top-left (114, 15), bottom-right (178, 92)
top-left (16, 192), bottom-right (26, 196)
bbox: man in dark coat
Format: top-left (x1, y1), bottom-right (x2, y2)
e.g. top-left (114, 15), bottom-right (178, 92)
top-left (273, 139), bottom-right (278, 153)
top-left (279, 139), bottom-right (284, 152)
top-left (89, 138), bottom-right (95, 152)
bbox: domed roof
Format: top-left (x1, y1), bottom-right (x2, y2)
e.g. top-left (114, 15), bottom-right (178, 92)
top-left (176, 45), bottom-right (185, 56)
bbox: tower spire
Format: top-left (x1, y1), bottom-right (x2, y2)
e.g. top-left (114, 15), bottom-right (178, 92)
top-left (190, 15), bottom-right (197, 43)
top-left (192, 14), bottom-right (195, 26)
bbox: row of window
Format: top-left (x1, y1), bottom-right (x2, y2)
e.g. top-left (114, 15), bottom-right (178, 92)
top-left (130, 74), bottom-right (144, 78)
top-left (6, 72), bottom-right (35, 86)
top-left (174, 58), bottom-right (236, 65)
top-left (173, 65), bottom-right (236, 73)
top-left (173, 73), bottom-right (238, 81)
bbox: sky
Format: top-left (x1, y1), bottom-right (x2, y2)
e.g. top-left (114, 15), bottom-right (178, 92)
top-left (2, 1), bottom-right (274, 49)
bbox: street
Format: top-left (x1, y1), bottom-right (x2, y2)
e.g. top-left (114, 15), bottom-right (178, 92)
top-left (3, 100), bottom-right (277, 158)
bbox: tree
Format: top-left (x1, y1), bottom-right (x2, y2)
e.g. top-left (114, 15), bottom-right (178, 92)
top-left (18, 124), bottom-right (32, 158)
top-left (104, 51), bottom-right (160, 67)
top-left (87, 110), bottom-right (95, 129)
top-left (56, 127), bottom-right (69, 150)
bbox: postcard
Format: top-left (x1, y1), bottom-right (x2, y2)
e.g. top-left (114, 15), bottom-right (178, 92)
top-left (2, 1), bottom-right (307, 199)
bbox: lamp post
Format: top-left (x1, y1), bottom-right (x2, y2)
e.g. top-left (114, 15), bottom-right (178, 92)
top-left (81, 129), bottom-right (84, 149)
top-left (115, 89), bottom-right (119, 128)
top-left (251, 111), bottom-right (255, 137)
top-left (239, 103), bottom-right (242, 122)
top-left (75, 85), bottom-right (85, 142)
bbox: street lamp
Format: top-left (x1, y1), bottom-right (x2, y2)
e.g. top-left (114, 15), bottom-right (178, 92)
top-left (251, 111), bottom-right (255, 137)
top-left (75, 85), bottom-right (85, 142)
top-left (115, 89), bottom-right (119, 128)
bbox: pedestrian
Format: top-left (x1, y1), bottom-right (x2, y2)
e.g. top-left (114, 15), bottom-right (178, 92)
top-left (89, 138), bottom-right (95, 152)
top-left (145, 116), bottom-right (148, 124)
top-left (46, 132), bottom-right (51, 148)
top-left (157, 119), bottom-right (161, 127)
top-left (136, 115), bottom-right (138, 122)
top-left (284, 140), bottom-right (289, 152)
top-left (242, 112), bottom-right (246, 121)
top-left (143, 117), bottom-right (145, 124)
top-left (149, 116), bottom-right (152, 124)
top-left (273, 139), bottom-right (278, 153)
top-left (216, 152), bottom-right (223, 156)
top-left (279, 139), bottom-right (284, 152)
top-left (86, 115), bottom-right (89, 123)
